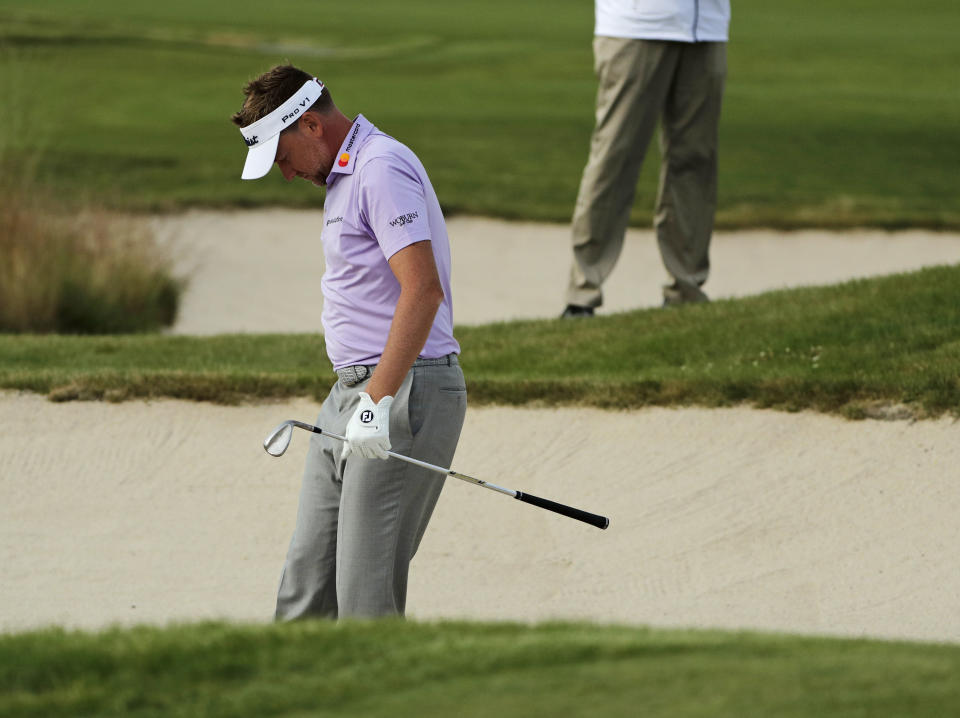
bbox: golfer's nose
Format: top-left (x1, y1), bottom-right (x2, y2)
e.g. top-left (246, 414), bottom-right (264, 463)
top-left (277, 160), bottom-right (295, 181)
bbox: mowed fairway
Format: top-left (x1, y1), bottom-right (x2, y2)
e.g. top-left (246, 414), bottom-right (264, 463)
top-left (2, 622), bottom-right (960, 718)
top-left (0, 0), bottom-right (957, 226)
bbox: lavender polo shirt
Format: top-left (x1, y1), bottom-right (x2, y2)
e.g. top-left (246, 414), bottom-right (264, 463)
top-left (320, 115), bottom-right (460, 370)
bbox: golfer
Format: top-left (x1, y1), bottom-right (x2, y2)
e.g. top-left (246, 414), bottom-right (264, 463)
top-left (231, 65), bottom-right (466, 619)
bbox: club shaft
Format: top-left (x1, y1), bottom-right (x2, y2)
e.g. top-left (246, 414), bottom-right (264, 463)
top-left (320, 428), bottom-right (516, 495)
top-left (301, 422), bottom-right (609, 529)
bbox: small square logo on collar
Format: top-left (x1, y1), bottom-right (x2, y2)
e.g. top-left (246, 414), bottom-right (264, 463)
top-left (338, 153), bottom-right (350, 167)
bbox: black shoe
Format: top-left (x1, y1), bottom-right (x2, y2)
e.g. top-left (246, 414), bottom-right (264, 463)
top-left (561, 304), bottom-right (595, 318)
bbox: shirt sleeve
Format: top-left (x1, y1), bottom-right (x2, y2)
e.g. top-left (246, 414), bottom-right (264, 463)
top-left (356, 154), bottom-right (431, 261)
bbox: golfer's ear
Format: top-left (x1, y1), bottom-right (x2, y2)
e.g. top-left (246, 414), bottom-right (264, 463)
top-left (299, 111), bottom-right (324, 137)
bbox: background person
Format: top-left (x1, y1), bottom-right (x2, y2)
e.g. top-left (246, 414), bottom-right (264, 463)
top-left (231, 65), bottom-right (467, 619)
top-left (562, 0), bottom-right (730, 317)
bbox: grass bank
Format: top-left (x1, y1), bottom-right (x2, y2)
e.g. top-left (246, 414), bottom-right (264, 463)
top-left (2, 620), bottom-right (959, 718)
top-left (1, 264), bottom-right (959, 418)
top-left (0, 0), bottom-right (957, 228)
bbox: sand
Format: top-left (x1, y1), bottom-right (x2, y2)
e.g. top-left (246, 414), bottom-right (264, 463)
top-left (154, 210), bottom-right (960, 333)
top-left (2, 210), bottom-right (958, 641)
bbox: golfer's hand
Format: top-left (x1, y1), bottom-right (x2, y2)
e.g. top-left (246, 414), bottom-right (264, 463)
top-left (343, 392), bottom-right (394, 460)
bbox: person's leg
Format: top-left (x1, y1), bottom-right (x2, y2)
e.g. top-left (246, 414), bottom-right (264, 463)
top-left (274, 386), bottom-right (346, 620)
top-left (655, 41), bottom-right (727, 305)
top-left (336, 360), bottom-right (467, 618)
top-left (566, 37), bottom-right (678, 310)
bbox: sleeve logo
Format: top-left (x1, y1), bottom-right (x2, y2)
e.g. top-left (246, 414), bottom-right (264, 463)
top-left (388, 211), bottom-right (419, 228)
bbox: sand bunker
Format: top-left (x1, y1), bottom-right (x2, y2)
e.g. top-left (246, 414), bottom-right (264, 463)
top-left (154, 210), bottom-right (960, 334)
top-left (2, 211), bottom-right (959, 641)
top-left (0, 394), bottom-right (957, 642)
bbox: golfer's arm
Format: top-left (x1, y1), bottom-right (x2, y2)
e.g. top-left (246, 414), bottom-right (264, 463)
top-left (365, 240), bottom-right (444, 403)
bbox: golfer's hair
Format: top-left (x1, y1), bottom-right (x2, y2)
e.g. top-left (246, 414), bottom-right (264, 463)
top-left (230, 64), bottom-right (334, 128)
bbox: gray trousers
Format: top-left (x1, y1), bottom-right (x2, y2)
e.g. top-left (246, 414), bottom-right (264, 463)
top-left (275, 356), bottom-right (467, 620)
top-left (567, 36), bottom-right (727, 307)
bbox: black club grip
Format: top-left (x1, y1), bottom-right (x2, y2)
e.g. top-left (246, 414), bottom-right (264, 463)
top-left (514, 491), bottom-right (609, 529)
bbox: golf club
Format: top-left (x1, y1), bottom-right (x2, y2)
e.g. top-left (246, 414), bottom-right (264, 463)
top-left (264, 419), bottom-right (610, 530)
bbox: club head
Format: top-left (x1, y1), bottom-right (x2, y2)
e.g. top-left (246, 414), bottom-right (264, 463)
top-left (263, 421), bottom-right (294, 457)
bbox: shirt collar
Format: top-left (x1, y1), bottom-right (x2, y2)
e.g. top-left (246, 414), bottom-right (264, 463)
top-left (326, 114), bottom-right (374, 185)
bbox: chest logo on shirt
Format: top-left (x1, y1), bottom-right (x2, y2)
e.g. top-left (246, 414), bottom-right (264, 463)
top-left (338, 153), bottom-right (350, 167)
top-left (389, 211), bottom-right (419, 228)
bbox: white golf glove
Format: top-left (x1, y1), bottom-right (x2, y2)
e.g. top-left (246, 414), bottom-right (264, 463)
top-left (343, 392), bottom-right (394, 460)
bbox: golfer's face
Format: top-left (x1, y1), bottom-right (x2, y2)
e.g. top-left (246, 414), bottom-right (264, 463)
top-left (275, 124), bottom-right (331, 186)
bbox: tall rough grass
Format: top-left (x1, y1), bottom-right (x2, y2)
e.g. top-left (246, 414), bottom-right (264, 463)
top-left (0, 45), bottom-right (184, 334)
top-left (0, 183), bottom-right (185, 333)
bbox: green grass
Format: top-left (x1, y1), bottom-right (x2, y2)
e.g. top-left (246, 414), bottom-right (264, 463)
top-left (2, 620), bottom-right (959, 718)
top-left (2, 263), bottom-right (959, 417)
top-left (0, 0), bottom-right (957, 227)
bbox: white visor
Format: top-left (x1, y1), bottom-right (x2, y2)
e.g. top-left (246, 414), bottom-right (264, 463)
top-left (239, 78), bottom-right (324, 180)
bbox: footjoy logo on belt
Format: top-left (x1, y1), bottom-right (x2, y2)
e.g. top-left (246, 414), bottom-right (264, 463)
top-left (360, 410), bottom-right (374, 424)
top-left (389, 211), bottom-right (419, 228)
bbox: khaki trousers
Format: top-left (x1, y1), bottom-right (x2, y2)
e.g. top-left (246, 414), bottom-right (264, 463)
top-left (567, 37), bottom-right (726, 307)
top-left (275, 357), bottom-right (467, 620)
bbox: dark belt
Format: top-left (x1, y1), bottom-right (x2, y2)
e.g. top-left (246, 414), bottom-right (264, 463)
top-left (335, 353), bottom-right (459, 387)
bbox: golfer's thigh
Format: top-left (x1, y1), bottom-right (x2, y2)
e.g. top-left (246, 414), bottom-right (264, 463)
top-left (286, 403), bottom-right (343, 559)
top-left (409, 365), bottom-right (467, 466)
top-left (335, 455), bottom-right (408, 608)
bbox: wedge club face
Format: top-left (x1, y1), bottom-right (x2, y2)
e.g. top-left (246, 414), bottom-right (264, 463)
top-left (264, 421), bottom-right (294, 457)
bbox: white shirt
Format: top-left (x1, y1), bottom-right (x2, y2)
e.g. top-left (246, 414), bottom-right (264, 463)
top-left (595, 0), bottom-right (731, 42)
